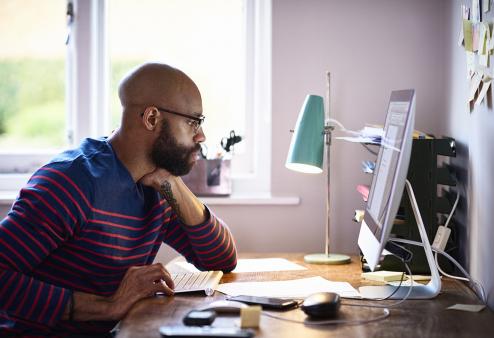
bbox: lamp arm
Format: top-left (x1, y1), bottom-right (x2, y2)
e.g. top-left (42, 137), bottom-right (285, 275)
top-left (324, 125), bottom-right (333, 257)
top-left (326, 118), bottom-right (361, 136)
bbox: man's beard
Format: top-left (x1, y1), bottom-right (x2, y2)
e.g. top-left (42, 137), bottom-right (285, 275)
top-left (151, 122), bottom-right (200, 176)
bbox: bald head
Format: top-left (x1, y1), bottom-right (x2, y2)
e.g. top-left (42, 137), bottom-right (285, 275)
top-left (118, 63), bottom-right (201, 118)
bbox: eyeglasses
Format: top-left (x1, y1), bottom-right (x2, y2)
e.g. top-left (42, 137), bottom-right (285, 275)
top-left (145, 106), bottom-right (205, 132)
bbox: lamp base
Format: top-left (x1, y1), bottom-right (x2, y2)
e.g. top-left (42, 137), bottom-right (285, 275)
top-left (304, 253), bottom-right (351, 265)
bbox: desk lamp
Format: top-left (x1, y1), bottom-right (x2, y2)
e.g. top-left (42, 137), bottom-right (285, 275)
top-left (285, 73), bottom-right (351, 264)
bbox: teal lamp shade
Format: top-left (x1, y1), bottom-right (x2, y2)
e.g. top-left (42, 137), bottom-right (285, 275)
top-left (285, 95), bottom-right (325, 174)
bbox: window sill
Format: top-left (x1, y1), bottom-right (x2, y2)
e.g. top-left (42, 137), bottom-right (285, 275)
top-left (0, 191), bottom-right (18, 206)
top-left (200, 194), bottom-right (300, 205)
top-left (0, 191), bottom-right (300, 206)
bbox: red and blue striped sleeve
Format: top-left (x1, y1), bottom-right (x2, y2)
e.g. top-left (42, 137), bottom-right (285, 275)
top-left (163, 207), bottom-right (237, 272)
top-left (0, 163), bottom-right (90, 327)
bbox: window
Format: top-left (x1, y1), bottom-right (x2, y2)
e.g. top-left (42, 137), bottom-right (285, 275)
top-left (0, 0), bottom-right (271, 196)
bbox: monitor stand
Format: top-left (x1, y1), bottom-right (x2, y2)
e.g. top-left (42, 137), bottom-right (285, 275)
top-left (359, 180), bottom-right (441, 299)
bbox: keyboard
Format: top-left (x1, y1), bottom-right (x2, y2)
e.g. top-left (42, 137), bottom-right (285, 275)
top-left (171, 270), bottom-right (223, 296)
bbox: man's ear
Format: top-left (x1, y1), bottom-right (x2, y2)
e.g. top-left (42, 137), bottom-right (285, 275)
top-left (142, 106), bottom-right (161, 131)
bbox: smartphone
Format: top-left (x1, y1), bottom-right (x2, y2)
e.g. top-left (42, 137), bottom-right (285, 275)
top-left (226, 295), bottom-right (299, 310)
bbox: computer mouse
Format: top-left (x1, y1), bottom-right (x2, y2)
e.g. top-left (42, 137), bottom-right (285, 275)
top-left (197, 300), bottom-right (249, 314)
top-left (300, 292), bottom-right (341, 318)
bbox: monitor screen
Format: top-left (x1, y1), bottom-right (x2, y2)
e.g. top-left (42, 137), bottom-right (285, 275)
top-left (358, 89), bottom-right (416, 271)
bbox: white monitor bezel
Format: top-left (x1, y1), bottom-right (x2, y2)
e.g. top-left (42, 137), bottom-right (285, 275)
top-left (358, 89), bottom-right (416, 271)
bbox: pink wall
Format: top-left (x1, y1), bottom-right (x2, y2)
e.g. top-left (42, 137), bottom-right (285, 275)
top-left (157, 0), bottom-right (451, 259)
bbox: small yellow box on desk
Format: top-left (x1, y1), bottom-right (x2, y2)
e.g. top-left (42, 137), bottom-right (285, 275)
top-left (361, 270), bottom-right (405, 282)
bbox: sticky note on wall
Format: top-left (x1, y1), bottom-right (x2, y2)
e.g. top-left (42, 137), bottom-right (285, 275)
top-left (463, 20), bottom-right (474, 52)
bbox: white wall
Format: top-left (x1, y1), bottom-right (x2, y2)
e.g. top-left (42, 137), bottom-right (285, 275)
top-left (444, 1), bottom-right (494, 309)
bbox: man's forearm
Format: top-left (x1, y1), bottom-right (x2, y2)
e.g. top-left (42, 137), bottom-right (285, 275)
top-left (61, 264), bottom-right (175, 322)
top-left (62, 291), bottom-right (116, 321)
top-left (160, 178), bottom-right (207, 226)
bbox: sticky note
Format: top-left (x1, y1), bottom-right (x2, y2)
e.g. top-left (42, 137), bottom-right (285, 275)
top-left (240, 305), bottom-right (261, 328)
top-left (447, 304), bottom-right (486, 312)
top-left (467, 52), bottom-right (476, 80)
top-left (463, 20), bottom-right (474, 52)
top-left (483, 0), bottom-right (490, 13)
top-left (472, 23), bottom-right (480, 51)
top-left (475, 79), bottom-right (491, 105)
top-left (469, 72), bottom-right (483, 102)
top-left (362, 271), bottom-right (405, 282)
top-left (479, 23), bottom-right (488, 54)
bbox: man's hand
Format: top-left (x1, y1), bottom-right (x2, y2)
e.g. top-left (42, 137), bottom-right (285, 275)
top-left (108, 263), bottom-right (174, 319)
top-left (139, 168), bottom-right (174, 192)
top-left (139, 168), bottom-right (207, 226)
top-left (66, 263), bottom-right (174, 321)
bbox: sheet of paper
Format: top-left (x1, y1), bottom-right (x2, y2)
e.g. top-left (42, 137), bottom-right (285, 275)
top-left (217, 276), bottom-right (361, 299)
top-left (335, 136), bottom-right (380, 145)
top-left (167, 257), bottom-right (307, 273)
top-left (230, 258), bottom-right (307, 273)
top-left (475, 79), bottom-right (491, 105)
top-left (447, 304), bottom-right (486, 312)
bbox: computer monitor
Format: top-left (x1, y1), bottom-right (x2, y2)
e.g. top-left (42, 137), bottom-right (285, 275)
top-left (357, 89), bottom-right (441, 299)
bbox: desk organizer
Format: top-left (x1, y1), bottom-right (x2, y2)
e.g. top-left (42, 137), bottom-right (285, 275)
top-left (361, 137), bottom-right (458, 274)
top-left (182, 159), bottom-right (232, 196)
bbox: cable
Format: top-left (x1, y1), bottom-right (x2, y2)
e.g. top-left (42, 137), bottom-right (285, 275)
top-left (357, 252), bottom-right (414, 306)
top-left (261, 307), bottom-right (390, 326)
top-left (326, 118), bottom-right (361, 136)
top-left (361, 143), bottom-right (379, 155)
top-left (390, 237), bottom-right (487, 304)
top-left (433, 189), bottom-right (469, 282)
top-left (444, 189), bottom-right (460, 229)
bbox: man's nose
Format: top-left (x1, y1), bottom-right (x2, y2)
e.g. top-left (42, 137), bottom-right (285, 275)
top-left (194, 127), bottom-right (206, 143)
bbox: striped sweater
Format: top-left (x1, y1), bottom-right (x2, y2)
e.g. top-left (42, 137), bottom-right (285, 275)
top-left (0, 138), bottom-right (237, 336)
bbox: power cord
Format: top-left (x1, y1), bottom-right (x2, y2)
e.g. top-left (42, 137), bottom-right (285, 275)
top-left (390, 237), bottom-right (487, 304)
top-left (261, 307), bottom-right (390, 326)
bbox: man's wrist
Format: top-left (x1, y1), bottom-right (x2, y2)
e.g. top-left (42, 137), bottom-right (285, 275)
top-left (67, 291), bottom-right (120, 321)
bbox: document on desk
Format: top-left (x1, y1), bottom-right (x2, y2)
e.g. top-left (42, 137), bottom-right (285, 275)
top-left (216, 276), bottom-right (361, 299)
top-left (166, 257), bottom-right (307, 273)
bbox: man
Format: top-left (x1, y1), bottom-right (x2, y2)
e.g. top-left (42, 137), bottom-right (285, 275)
top-left (0, 63), bottom-right (237, 336)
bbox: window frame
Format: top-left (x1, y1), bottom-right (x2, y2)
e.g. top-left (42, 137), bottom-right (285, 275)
top-left (0, 0), bottom-right (271, 198)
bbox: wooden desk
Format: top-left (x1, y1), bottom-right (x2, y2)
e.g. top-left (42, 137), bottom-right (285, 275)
top-left (116, 253), bottom-right (493, 338)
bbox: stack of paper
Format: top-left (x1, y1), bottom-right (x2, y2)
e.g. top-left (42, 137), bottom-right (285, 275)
top-left (361, 270), bottom-right (405, 282)
top-left (216, 276), bottom-right (361, 299)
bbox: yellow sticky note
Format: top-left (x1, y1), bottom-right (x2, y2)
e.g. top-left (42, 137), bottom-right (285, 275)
top-left (240, 306), bottom-right (261, 328)
top-left (463, 20), bottom-right (474, 52)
